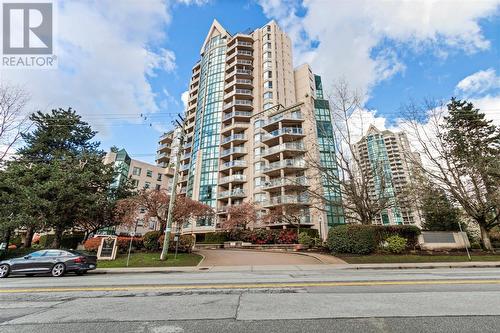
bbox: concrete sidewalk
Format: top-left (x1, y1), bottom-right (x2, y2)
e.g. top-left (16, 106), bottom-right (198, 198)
top-left (92, 261), bottom-right (500, 274)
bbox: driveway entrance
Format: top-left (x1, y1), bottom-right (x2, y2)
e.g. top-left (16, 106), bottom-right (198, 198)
top-left (197, 249), bottom-right (333, 266)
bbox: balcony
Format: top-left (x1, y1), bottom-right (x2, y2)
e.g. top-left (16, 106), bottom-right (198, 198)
top-left (184, 141), bottom-right (192, 149)
top-left (218, 189), bottom-right (246, 199)
top-left (223, 99), bottom-right (253, 111)
top-left (262, 142), bottom-right (306, 160)
top-left (262, 111), bottom-right (304, 131)
top-left (220, 160), bottom-right (247, 171)
top-left (223, 111), bottom-right (252, 122)
top-left (224, 79), bottom-right (253, 91)
top-left (263, 176), bottom-right (309, 191)
top-left (158, 143), bottom-right (172, 150)
top-left (219, 174), bottom-right (246, 185)
top-left (222, 133), bottom-right (246, 146)
top-left (227, 50), bottom-right (253, 60)
top-left (221, 147), bottom-right (247, 158)
top-left (262, 127), bottom-right (304, 144)
top-left (263, 159), bottom-right (307, 175)
top-left (180, 164), bottom-right (190, 171)
top-left (221, 121), bottom-right (250, 134)
top-left (156, 152), bottom-right (168, 160)
top-left (182, 152), bottom-right (191, 161)
top-left (262, 194), bottom-right (310, 208)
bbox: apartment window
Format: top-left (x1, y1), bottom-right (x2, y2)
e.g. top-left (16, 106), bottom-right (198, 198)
top-left (155, 184), bottom-right (161, 191)
top-left (254, 147), bottom-right (264, 157)
top-left (254, 133), bottom-right (262, 143)
top-left (263, 92), bottom-right (273, 100)
top-left (139, 207), bottom-right (146, 214)
top-left (263, 42), bottom-right (272, 50)
top-left (265, 34), bottom-right (271, 41)
top-left (264, 102), bottom-right (273, 110)
top-left (254, 119), bottom-right (264, 128)
top-left (136, 219), bottom-right (144, 227)
top-left (144, 181), bottom-right (151, 189)
top-left (254, 161), bottom-right (264, 172)
top-left (132, 167), bottom-right (141, 176)
top-left (263, 51), bottom-right (272, 60)
top-left (254, 177), bottom-right (266, 188)
top-left (254, 193), bottom-right (266, 203)
top-left (263, 61), bottom-right (272, 70)
top-left (131, 179), bottom-right (139, 188)
top-left (146, 170), bottom-right (153, 177)
top-left (266, 25), bottom-right (271, 32)
top-left (157, 173), bottom-right (162, 181)
top-left (264, 71), bottom-right (272, 79)
top-left (263, 81), bottom-right (273, 89)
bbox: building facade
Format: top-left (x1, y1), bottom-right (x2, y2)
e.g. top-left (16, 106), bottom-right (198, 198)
top-left (104, 149), bottom-right (174, 235)
top-left (156, 20), bottom-right (343, 237)
top-left (353, 125), bottom-right (422, 226)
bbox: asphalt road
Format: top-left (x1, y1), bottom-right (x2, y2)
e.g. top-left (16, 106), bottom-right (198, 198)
top-left (2, 267), bottom-right (500, 332)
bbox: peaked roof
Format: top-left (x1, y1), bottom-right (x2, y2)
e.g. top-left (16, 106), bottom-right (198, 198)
top-left (200, 19), bottom-right (230, 54)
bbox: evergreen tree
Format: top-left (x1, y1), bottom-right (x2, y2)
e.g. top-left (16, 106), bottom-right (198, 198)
top-left (420, 184), bottom-right (462, 231)
top-left (440, 99), bottom-right (500, 249)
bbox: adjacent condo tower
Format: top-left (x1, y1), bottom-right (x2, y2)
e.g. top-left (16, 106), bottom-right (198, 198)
top-left (157, 20), bottom-right (344, 237)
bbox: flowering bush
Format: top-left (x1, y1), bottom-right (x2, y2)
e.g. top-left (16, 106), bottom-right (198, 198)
top-left (159, 234), bottom-right (195, 253)
top-left (83, 237), bottom-right (102, 252)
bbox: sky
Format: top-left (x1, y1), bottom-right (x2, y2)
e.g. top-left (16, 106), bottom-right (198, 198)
top-left (2, 0), bottom-right (499, 163)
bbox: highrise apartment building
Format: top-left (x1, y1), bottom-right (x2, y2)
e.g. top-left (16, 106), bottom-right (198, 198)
top-left (156, 20), bottom-right (343, 237)
top-left (353, 125), bottom-right (422, 226)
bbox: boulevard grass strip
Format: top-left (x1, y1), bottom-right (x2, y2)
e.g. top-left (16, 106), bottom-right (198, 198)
top-left (97, 252), bottom-right (202, 268)
top-left (339, 254), bottom-right (500, 264)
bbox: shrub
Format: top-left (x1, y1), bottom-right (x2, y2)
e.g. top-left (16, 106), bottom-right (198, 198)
top-left (298, 232), bottom-right (314, 247)
top-left (327, 224), bottom-right (377, 254)
top-left (116, 237), bottom-right (143, 254)
top-left (299, 228), bottom-right (319, 239)
top-left (143, 231), bottom-right (162, 251)
top-left (203, 232), bottom-right (229, 244)
top-left (384, 235), bottom-right (407, 254)
top-left (159, 234), bottom-right (195, 253)
top-left (83, 237), bottom-right (102, 252)
top-left (38, 234), bottom-right (54, 248)
top-left (9, 235), bottom-right (23, 248)
top-left (372, 225), bottom-right (421, 249)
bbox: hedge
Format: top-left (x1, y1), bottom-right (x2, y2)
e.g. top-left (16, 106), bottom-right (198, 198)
top-left (326, 224), bottom-right (421, 254)
top-left (203, 232), bottom-right (229, 244)
top-left (227, 229), bottom-right (303, 244)
top-left (39, 233), bottom-right (85, 249)
top-left (83, 236), bottom-right (144, 253)
top-left (159, 234), bottom-right (195, 253)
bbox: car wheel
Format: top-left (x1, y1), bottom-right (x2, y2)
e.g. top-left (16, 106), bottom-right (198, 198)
top-left (0, 264), bottom-right (9, 278)
top-left (51, 263), bottom-right (66, 277)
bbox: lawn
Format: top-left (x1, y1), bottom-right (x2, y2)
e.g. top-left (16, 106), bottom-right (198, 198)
top-left (339, 253), bottom-right (500, 264)
top-left (97, 252), bottom-right (202, 268)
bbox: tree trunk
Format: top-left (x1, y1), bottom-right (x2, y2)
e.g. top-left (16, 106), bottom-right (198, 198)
top-left (52, 227), bottom-right (63, 249)
top-left (2, 228), bottom-right (11, 253)
top-left (479, 224), bottom-right (494, 252)
top-left (23, 226), bottom-right (34, 248)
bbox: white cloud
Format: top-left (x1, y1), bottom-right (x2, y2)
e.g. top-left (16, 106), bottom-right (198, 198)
top-left (181, 91), bottom-right (189, 110)
top-left (258, 0), bottom-right (500, 97)
top-left (456, 68), bottom-right (500, 95)
top-left (1, 0), bottom-right (206, 136)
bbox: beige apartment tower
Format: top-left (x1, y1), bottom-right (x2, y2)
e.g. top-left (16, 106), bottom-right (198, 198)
top-left (156, 20), bottom-right (344, 237)
top-left (353, 125), bottom-right (422, 226)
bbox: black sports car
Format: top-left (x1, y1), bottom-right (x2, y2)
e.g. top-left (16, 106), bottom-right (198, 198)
top-left (0, 249), bottom-right (97, 278)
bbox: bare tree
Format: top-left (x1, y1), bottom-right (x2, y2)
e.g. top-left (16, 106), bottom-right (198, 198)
top-left (401, 99), bottom-right (500, 250)
top-left (0, 83), bottom-right (30, 164)
top-left (304, 79), bottom-right (397, 225)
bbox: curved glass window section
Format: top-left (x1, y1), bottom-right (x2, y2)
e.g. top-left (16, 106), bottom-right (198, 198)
top-left (187, 35), bottom-right (226, 209)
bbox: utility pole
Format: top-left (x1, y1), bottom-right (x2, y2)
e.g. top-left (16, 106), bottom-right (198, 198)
top-left (160, 116), bottom-right (186, 261)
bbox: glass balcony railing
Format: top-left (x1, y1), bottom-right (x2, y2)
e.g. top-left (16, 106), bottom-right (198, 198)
top-left (263, 194), bottom-right (310, 206)
top-left (223, 111), bottom-right (252, 120)
top-left (264, 159), bottom-right (306, 172)
top-left (263, 176), bottom-right (308, 189)
top-left (221, 160), bottom-right (247, 169)
top-left (218, 189), bottom-right (246, 199)
top-left (222, 134), bottom-right (246, 144)
top-left (263, 142), bottom-right (306, 156)
top-left (219, 174), bottom-right (246, 184)
top-left (265, 112), bottom-right (304, 126)
top-left (221, 147), bottom-right (246, 157)
top-left (263, 127), bottom-right (303, 140)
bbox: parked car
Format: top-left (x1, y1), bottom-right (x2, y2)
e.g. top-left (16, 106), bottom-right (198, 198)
top-left (0, 249), bottom-right (97, 278)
